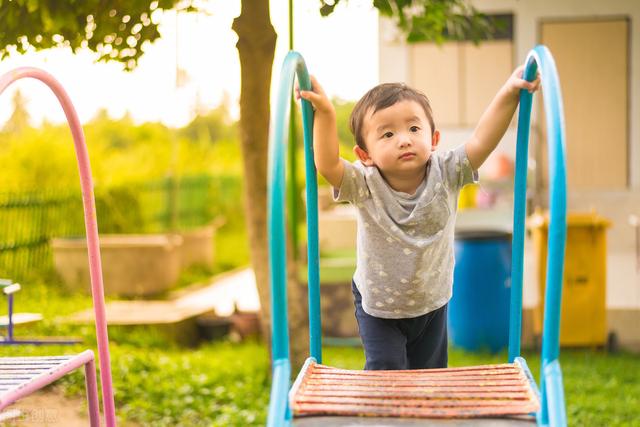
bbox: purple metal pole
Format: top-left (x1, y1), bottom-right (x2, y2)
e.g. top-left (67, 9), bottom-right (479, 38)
top-left (85, 358), bottom-right (101, 427)
top-left (0, 67), bottom-right (116, 427)
top-left (7, 294), bottom-right (14, 342)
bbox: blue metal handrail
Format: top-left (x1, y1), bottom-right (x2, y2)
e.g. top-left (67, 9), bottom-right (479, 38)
top-left (507, 45), bottom-right (568, 426)
top-left (268, 46), bottom-right (567, 427)
top-left (267, 51), bottom-right (320, 427)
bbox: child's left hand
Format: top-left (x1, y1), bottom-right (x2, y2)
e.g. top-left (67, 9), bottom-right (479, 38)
top-left (504, 65), bottom-right (541, 97)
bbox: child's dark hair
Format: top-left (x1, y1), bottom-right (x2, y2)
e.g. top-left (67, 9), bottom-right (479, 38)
top-left (349, 83), bottom-right (435, 151)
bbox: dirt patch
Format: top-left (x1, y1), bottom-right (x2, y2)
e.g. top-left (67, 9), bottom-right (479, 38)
top-left (1, 388), bottom-right (120, 426)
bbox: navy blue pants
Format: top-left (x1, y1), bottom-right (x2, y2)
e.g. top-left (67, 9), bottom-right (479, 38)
top-left (352, 281), bottom-right (448, 370)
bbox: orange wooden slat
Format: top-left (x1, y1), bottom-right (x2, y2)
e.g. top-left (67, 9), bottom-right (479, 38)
top-left (291, 362), bottom-right (540, 419)
top-left (295, 396), bottom-right (535, 407)
top-left (294, 402), bottom-right (539, 418)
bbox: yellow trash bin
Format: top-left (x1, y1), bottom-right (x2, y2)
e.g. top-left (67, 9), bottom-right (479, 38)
top-left (529, 210), bottom-right (611, 347)
top-left (458, 183), bottom-right (478, 211)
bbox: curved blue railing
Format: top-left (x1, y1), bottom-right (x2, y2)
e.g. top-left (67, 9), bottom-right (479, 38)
top-left (508, 45), bottom-right (568, 426)
top-left (267, 51), bottom-right (320, 427)
top-left (268, 46), bottom-right (567, 427)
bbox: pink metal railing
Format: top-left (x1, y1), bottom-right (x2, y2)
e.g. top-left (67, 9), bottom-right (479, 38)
top-left (0, 67), bottom-right (116, 426)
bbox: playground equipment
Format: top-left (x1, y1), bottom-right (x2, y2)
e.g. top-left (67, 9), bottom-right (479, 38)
top-left (0, 68), bottom-right (116, 426)
top-left (0, 278), bottom-right (81, 345)
top-left (267, 46), bottom-right (568, 426)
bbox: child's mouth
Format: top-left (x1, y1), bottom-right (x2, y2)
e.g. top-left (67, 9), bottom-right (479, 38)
top-left (399, 152), bottom-right (416, 160)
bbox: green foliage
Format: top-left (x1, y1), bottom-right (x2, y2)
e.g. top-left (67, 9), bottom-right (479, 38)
top-left (319, 0), bottom-right (495, 44)
top-left (111, 342), bottom-right (269, 426)
top-left (179, 103), bottom-right (238, 146)
top-left (0, 105), bottom-right (240, 191)
top-left (333, 98), bottom-right (356, 156)
top-left (0, 124), bottom-right (79, 190)
top-left (0, 105), bottom-right (245, 278)
top-left (213, 222), bottom-right (249, 272)
top-left (2, 89), bottom-right (30, 134)
top-left (0, 0), bottom-right (198, 70)
top-left (94, 185), bottom-right (146, 232)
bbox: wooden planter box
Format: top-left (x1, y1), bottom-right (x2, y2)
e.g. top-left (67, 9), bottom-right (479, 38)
top-left (179, 226), bottom-right (215, 270)
top-left (52, 225), bottom-right (216, 297)
top-left (52, 234), bottom-right (183, 297)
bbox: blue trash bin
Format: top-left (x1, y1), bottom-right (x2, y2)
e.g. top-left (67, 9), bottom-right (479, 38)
top-left (449, 230), bottom-right (511, 353)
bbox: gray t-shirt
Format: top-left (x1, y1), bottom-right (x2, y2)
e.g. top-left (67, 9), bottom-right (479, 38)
top-left (334, 144), bottom-right (478, 319)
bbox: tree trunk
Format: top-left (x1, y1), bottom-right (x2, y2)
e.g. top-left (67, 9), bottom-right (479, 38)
top-left (233, 0), bottom-right (308, 370)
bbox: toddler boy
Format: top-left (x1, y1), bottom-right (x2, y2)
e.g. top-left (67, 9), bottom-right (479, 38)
top-left (298, 67), bottom-right (539, 370)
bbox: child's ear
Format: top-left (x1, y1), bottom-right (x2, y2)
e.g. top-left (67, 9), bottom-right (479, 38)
top-left (354, 145), bottom-right (374, 166)
top-left (431, 130), bottom-right (441, 150)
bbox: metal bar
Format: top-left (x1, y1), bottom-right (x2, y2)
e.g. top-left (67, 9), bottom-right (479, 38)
top-left (0, 350), bottom-right (94, 410)
top-left (511, 46), bottom-right (567, 427)
top-left (7, 294), bottom-right (14, 342)
top-left (267, 359), bottom-right (292, 427)
top-left (267, 50), bottom-right (319, 427)
top-left (542, 360), bottom-right (567, 427)
top-left (84, 358), bottom-right (101, 427)
top-left (0, 339), bottom-right (82, 346)
top-left (0, 67), bottom-right (117, 427)
top-left (508, 71), bottom-right (533, 363)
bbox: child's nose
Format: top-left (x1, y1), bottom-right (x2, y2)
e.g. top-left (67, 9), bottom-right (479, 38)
top-left (398, 133), bottom-right (412, 147)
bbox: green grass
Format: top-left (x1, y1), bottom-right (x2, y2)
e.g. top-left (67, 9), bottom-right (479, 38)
top-left (1, 231), bottom-right (638, 425)
top-left (0, 341), bottom-right (270, 426)
top-left (1, 332), bottom-right (639, 426)
top-left (109, 340), bottom-right (270, 426)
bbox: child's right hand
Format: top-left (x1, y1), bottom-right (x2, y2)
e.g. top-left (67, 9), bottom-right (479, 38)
top-left (296, 75), bottom-right (335, 116)
top-left (295, 75), bottom-right (344, 188)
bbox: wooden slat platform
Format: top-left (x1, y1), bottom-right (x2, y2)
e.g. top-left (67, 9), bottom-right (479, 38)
top-left (0, 353), bottom-right (94, 410)
top-left (291, 362), bottom-right (539, 420)
top-left (64, 268), bottom-right (259, 325)
top-left (293, 415), bottom-right (536, 426)
top-left (0, 313), bottom-right (43, 327)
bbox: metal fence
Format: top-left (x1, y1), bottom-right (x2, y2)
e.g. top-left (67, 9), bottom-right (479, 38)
top-left (0, 174), bottom-right (241, 280)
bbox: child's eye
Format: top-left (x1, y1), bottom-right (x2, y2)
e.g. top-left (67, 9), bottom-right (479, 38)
top-left (410, 126), bottom-right (420, 132)
top-left (383, 131), bottom-right (394, 138)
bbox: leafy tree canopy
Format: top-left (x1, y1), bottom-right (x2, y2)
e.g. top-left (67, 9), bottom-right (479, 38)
top-left (0, 0), bottom-right (201, 70)
top-left (320, 0), bottom-right (496, 43)
top-left (1, 1), bottom-right (499, 73)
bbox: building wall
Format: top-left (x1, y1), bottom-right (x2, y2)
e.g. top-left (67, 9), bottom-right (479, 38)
top-left (379, 0), bottom-right (640, 184)
top-left (378, 0), bottom-right (640, 348)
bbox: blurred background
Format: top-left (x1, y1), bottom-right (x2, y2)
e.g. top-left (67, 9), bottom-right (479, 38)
top-left (0, 0), bottom-right (638, 425)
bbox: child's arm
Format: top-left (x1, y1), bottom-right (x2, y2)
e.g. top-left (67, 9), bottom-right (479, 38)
top-left (465, 65), bottom-right (540, 170)
top-left (298, 76), bottom-right (344, 189)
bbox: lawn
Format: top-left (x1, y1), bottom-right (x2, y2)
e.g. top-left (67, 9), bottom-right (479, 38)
top-left (1, 335), bottom-right (638, 425)
top-left (1, 224), bottom-right (639, 426)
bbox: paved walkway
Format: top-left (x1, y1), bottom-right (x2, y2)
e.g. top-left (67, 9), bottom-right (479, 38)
top-left (65, 268), bottom-right (260, 325)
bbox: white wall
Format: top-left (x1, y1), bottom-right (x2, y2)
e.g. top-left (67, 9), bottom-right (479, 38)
top-left (380, 0), bottom-right (640, 187)
top-left (479, 0), bottom-right (640, 189)
top-left (378, 0), bottom-right (640, 310)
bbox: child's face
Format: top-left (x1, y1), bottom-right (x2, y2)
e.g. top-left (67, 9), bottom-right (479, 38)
top-left (355, 100), bottom-right (439, 178)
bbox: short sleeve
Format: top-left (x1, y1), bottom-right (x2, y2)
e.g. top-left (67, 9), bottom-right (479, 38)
top-left (439, 145), bottom-right (479, 190)
top-left (333, 159), bottom-right (370, 204)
